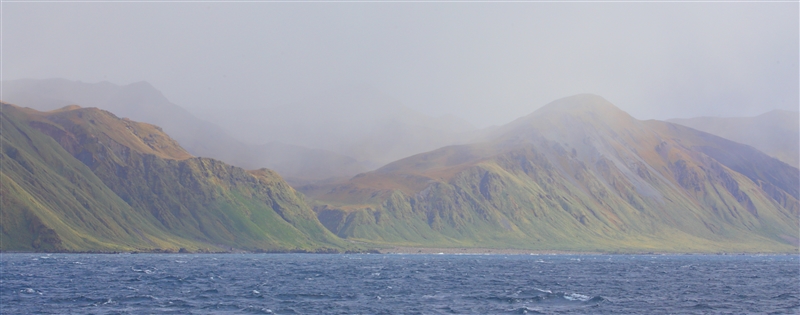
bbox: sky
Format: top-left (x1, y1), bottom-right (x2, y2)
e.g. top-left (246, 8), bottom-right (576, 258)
top-left (2, 1), bottom-right (798, 128)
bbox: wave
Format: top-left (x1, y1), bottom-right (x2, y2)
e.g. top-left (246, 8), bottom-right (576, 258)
top-left (510, 306), bottom-right (545, 314)
top-left (478, 288), bottom-right (605, 307)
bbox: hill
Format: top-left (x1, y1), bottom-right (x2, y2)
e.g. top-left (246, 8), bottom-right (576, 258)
top-left (668, 110), bottom-right (799, 168)
top-left (303, 95), bottom-right (799, 253)
top-left (1, 78), bottom-right (368, 183)
top-left (0, 103), bottom-right (352, 252)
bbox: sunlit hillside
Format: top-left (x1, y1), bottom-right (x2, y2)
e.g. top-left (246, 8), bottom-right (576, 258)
top-left (0, 103), bottom-right (352, 252)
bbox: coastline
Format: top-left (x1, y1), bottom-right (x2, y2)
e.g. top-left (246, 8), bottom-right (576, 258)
top-left (376, 247), bottom-right (601, 255)
top-left (1, 246), bottom-right (796, 255)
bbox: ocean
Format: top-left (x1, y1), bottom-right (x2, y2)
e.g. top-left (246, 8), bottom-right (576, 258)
top-left (1, 253), bottom-right (797, 314)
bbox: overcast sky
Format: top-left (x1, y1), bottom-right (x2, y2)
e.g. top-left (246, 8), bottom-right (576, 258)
top-left (2, 2), bottom-right (797, 128)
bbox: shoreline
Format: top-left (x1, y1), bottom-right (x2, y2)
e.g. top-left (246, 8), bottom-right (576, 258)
top-left (376, 247), bottom-right (600, 255)
top-left (374, 246), bottom-right (799, 255)
top-left (1, 247), bottom-right (796, 255)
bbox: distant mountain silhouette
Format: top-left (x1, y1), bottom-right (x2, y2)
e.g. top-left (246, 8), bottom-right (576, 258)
top-left (215, 84), bottom-right (480, 169)
top-left (668, 110), bottom-right (799, 168)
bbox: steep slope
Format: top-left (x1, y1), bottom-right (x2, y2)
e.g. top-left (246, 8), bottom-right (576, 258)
top-left (1, 103), bottom-right (350, 252)
top-left (668, 110), bottom-right (799, 168)
top-left (1, 78), bottom-right (368, 183)
top-left (304, 95), bottom-right (799, 252)
top-left (1, 106), bottom-right (191, 251)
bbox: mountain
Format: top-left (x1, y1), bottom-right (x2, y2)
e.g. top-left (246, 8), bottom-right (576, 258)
top-left (0, 79), bottom-right (368, 183)
top-left (302, 94), bottom-right (799, 253)
top-left (214, 84), bottom-right (479, 169)
top-left (668, 110), bottom-right (800, 168)
top-left (0, 103), bottom-right (353, 252)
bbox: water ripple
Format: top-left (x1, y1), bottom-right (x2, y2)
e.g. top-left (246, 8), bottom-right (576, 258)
top-left (1, 254), bottom-right (797, 314)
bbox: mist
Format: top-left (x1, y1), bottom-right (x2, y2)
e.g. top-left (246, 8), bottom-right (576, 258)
top-left (3, 2), bottom-right (797, 130)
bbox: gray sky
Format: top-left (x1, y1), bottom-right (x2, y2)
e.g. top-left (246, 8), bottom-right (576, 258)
top-left (2, 2), bottom-right (798, 128)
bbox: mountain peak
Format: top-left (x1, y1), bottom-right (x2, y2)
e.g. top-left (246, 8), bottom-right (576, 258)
top-left (532, 94), bottom-right (638, 131)
top-left (5, 103), bottom-right (194, 161)
top-left (58, 104), bottom-right (82, 111)
top-left (124, 80), bottom-right (157, 92)
top-left (493, 94), bottom-right (637, 143)
top-left (534, 94), bottom-right (624, 117)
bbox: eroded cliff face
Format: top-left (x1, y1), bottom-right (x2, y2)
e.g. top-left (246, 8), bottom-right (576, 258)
top-left (1, 103), bottom-right (349, 252)
top-left (308, 95), bottom-right (799, 252)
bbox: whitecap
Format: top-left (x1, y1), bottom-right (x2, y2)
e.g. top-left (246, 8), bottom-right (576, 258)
top-left (512, 306), bottom-right (543, 314)
top-left (563, 293), bottom-right (591, 302)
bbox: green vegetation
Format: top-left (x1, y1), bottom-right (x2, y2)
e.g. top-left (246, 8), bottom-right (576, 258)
top-left (0, 104), bottom-right (353, 252)
top-left (3, 94), bottom-right (797, 254)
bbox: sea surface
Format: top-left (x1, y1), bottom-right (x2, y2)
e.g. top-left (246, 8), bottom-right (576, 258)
top-left (1, 253), bottom-right (797, 314)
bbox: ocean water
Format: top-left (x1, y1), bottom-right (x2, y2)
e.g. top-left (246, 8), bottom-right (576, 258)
top-left (1, 253), bottom-right (797, 314)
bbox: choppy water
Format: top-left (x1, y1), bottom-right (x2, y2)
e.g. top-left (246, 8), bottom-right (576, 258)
top-left (1, 253), bottom-right (797, 314)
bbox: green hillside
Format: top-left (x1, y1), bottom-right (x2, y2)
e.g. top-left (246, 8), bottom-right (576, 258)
top-left (303, 95), bottom-right (799, 253)
top-left (0, 103), bottom-right (352, 252)
top-left (3, 95), bottom-right (796, 253)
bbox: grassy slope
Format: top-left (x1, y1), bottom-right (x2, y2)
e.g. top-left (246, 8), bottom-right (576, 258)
top-left (306, 95), bottom-right (799, 253)
top-left (1, 107), bottom-right (199, 251)
top-left (1, 104), bottom-right (352, 252)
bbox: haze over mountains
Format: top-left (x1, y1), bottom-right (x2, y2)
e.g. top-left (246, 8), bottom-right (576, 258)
top-left (2, 79), bottom-right (477, 183)
top-left (1, 79), bottom-right (797, 253)
top-left (215, 84), bottom-right (479, 169)
top-left (668, 110), bottom-right (800, 168)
